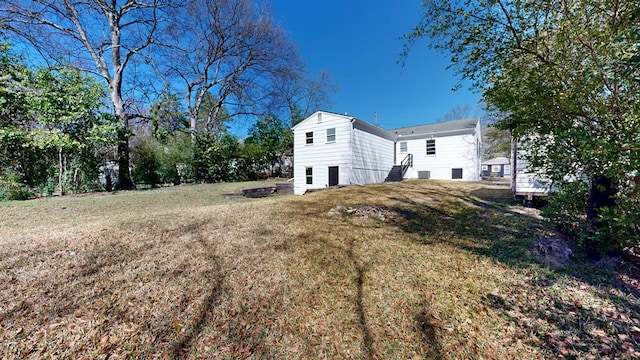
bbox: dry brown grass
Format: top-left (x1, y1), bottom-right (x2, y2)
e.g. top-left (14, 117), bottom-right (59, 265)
top-left (1, 180), bottom-right (639, 359)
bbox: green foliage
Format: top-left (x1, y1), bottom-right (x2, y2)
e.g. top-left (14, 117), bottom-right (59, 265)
top-left (0, 43), bottom-right (115, 197)
top-left (406, 0), bottom-right (640, 254)
top-left (150, 89), bottom-right (188, 142)
top-left (131, 133), bottom-right (195, 187)
top-left (0, 43), bottom-right (30, 127)
top-left (236, 142), bottom-right (267, 181)
top-left (132, 137), bottom-right (163, 187)
top-left (161, 133), bottom-right (194, 184)
top-left (592, 195), bottom-right (640, 253)
top-left (541, 181), bottom-right (589, 239)
top-left (193, 131), bottom-right (239, 182)
top-left (290, 106), bottom-right (305, 127)
top-left (483, 126), bottom-right (511, 159)
top-left (245, 115), bottom-right (292, 177)
top-left (196, 92), bottom-right (230, 132)
top-left (0, 172), bottom-right (33, 201)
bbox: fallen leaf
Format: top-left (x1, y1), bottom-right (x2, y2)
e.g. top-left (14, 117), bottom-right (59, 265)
top-left (49, 321), bottom-right (65, 329)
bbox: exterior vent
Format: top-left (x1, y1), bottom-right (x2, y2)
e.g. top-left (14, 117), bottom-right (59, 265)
top-left (418, 171), bottom-right (431, 179)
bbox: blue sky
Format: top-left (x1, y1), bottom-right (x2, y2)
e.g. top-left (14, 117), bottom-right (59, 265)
top-left (269, 0), bottom-right (482, 130)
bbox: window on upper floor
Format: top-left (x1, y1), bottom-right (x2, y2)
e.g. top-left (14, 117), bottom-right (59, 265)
top-left (399, 141), bottom-right (408, 153)
top-left (306, 167), bottom-right (313, 184)
top-left (326, 128), bottom-right (336, 142)
top-left (306, 132), bottom-right (313, 145)
top-left (426, 139), bottom-right (436, 155)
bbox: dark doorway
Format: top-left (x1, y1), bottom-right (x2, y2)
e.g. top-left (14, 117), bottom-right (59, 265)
top-left (328, 166), bottom-right (339, 186)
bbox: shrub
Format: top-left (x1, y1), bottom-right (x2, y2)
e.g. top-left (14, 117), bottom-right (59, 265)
top-left (594, 196), bottom-right (640, 253)
top-left (160, 134), bottom-right (193, 184)
top-left (132, 137), bottom-right (162, 187)
top-left (193, 131), bottom-right (238, 183)
top-left (0, 173), bottom-right (34, 200)
top-left (541, 181), bottom-right (589, 239)
top-left (542, 179), bottom-right (640, 255)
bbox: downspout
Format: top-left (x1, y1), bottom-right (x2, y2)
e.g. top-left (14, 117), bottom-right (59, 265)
top-left (350, 118), bottom-right (355, 185)
top-left (394, 140), bottom-right (397, 165)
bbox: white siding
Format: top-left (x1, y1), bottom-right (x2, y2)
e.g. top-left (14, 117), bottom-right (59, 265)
top-left (351, 122), bottom-right (395, 184)
top-left (512, 142), bottom-right (552, 197)
top-left (293, 112), bottom-right (353, 194)
top-left (400, 133), bottom-right (480, 181)
top-left (293, 113), bottom-right (483, 195)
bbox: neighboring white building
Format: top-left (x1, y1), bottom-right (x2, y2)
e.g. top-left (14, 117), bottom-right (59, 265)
top-left (292, 111), bottom-right (483, 195)
top-left (391, 118), bottom-right (482, 181)
top-left (482, 157), bottom-right (511, 178)
top-left (511, 139), bottom-right (554, 201)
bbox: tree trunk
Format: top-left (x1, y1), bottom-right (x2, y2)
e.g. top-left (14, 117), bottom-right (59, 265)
top-left (116, 131), bottom-right (134, 190)
top-left (585, 175), bottom-right (617, 258)
top-left (58, 147), bottom-right (64, 195)
top-left (111, 85), bottom-right (135, 190)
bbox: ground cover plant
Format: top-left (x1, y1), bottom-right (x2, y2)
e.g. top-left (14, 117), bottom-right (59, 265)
top-left (1, 180), bottom-right (639, 359)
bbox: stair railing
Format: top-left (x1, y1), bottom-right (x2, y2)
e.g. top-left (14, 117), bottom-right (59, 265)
top-left (401, 153), bottom-right (413, 177)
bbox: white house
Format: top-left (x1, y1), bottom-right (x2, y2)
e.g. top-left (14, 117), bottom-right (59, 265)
top-left (292, 111), bottom-right (482, 195)
top-left (292, 111), bottom-right (395, 195)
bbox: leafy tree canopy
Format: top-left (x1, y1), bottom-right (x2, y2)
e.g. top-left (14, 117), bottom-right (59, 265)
top-left (0, 42), bottom-right (116, 196)
top-left (405, 0), bottom-right (640, 253)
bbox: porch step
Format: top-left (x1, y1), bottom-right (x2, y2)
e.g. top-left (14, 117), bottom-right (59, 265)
top-left (385, 165), bottom-right (403, 182)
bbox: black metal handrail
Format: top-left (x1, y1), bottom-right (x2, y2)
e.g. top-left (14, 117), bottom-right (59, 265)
top-left (401, 153), bottom-right (413, 177)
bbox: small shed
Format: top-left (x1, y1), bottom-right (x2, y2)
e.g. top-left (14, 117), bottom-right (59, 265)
top-left (482, 157), bottom-right (511, 178)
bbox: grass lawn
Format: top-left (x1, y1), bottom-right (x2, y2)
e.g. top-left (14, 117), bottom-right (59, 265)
top-left (1, 180), bottom-right (639, 359)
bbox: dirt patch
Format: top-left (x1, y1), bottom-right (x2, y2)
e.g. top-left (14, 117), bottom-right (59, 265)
top-left (328, 205), bottom-right (399, 222)
top-left (530, 238), bottom-right (573, 268)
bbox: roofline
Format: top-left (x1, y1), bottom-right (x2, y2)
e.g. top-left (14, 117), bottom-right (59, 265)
top-left (350, 118), bottom-right (396, 140)
top-left (292, 112), bottom-right (480, 142)
top-left (292, 110), bottom-right (356, 131)
top-left (395, 127), bottom-right (476, 139)
top-left (388, 117), bottom-right (480, 132)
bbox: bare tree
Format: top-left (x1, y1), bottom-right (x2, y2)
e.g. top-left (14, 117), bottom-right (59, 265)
top-left (268, 65), bottom-right (336, 126)
top-left (156, 0), bottom-right (299, 137)
top-left (0, 0), bottom-right (176, 189)
top-left (437, 104), bottom-right (473, 122)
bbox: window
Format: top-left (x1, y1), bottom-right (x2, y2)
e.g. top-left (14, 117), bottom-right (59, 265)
top-left (306, 167), bottom-right (313, 184)
top-left (503, 164), bottom-right (511, 176)
top-left (306, 132), bottom-right (313, 145)
top-left (452, 168), bottom-right (463, 179)
top-left (326, 128), bottom-right (336, 142)
top-left (426, 139), bottom-right (436, 155)
top-left (399, 141), bottom-right (407, 153)
top-left (481, 165), bottom-right (489, 171)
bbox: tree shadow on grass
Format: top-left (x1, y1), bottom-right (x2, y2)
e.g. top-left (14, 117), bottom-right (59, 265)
top-left (287, 232), bottom-right (377, 359)
top-left (414, 309), bottom-right (444, 360)
top-left (169, 243), bottom-right (225, 358)
top-left (0, 216), bottom-right (233, 358)
top-left (345, 239), bottom-right (376, 358)
top-left (388, 186), bottom-right (640, 358)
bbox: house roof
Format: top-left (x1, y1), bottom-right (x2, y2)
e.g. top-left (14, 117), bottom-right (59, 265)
top-left (291, 110), bottom-right (353, 131)
top-left (389, 118), bottom-right (479, 138)
top-left (293, 111), bottom-right (480, 142)
top-left (482, 157), bottom-right (510, 166)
